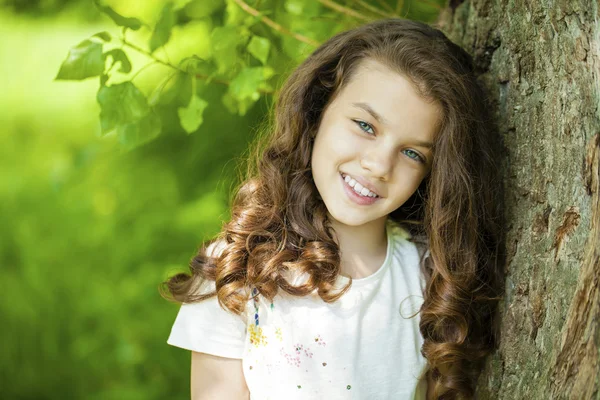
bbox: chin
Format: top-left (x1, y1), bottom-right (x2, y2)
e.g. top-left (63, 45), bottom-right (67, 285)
top-left (328, 209), bottom-right (379, 227)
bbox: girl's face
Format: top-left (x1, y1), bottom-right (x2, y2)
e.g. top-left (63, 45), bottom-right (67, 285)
top-left (311, 59), bottom-right (441, 228)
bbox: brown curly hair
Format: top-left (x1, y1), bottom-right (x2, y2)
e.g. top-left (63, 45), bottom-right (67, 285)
top-left (162, 18), bottom-right (505, 399)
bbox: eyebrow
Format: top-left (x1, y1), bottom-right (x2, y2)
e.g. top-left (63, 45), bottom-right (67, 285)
top-left (351, 102), bottom-right (434, 149)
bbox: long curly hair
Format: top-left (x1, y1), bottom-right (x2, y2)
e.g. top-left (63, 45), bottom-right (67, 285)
top-left (162, 18), bottom-right (505, 399)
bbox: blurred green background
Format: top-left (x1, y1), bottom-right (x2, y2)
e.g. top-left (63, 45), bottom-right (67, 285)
top-left (0, 0), bottom-right (443, 398)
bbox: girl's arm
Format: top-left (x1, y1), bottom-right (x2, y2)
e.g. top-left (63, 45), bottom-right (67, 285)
top-left (191, 351), bottom-right (250, 400)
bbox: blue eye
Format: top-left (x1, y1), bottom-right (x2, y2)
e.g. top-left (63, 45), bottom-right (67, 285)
top-left (354, 120), bottom-right (375, 135)
top-left (353, 119), bottom-right (426, 164)
top-left (404, 149), bottom-right (426, 164)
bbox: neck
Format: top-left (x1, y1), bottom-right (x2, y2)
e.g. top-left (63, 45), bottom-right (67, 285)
top-left (328, 215), bottom-right (388, 279)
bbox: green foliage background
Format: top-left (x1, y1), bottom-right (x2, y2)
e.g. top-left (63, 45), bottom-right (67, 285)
top-left (1, 0), bottom-right (443, 398)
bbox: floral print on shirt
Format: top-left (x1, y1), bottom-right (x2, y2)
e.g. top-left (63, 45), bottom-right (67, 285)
top-left (247, 286), bottom-right (332, 394)
top-left (248, 324), bottom-right (268, 347)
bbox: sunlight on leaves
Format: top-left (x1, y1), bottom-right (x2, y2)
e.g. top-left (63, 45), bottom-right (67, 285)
top-left (247, 35), bottom-right (270, 65)
top-left (104, 49), bottom-right (132, 74)
top-left (94, 0), bottom-right (143, 30)
top-left (118, 112), bottom-right (162, 151)
top-left (149, 72), bottom-right (191, 107)
top-left (284, 0), bottom-right (322, 17)
top-left (181, 0), bottom-right (224, 19)
top-left (92, 31), bottom-right (112, 42)
top-left (178, 95), bottom-right (209, 134)
top-left (150, 2), bottom-right (177, 52)
top-left (222, 66), bottom-right (274, 115)
top-left (229, 66), bottom-right (274, 100)
top-left (97, 82), bottom-right (149, 134)
top-left (210, 25), bottom-right (245, 74)
top-left (55, 39), bottom-right (105, 81)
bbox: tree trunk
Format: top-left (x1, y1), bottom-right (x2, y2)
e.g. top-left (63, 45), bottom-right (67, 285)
top-left (437, 1), bottom-right (600, 399)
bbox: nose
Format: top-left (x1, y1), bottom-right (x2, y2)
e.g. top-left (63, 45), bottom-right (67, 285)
top-left (360, 143), bottom-right (394, 181)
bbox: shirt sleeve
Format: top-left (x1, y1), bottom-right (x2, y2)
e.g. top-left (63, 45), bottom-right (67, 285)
top-left (166, 241), bottom-right (248, 359)
top-left (166, 292), bottom-right (247, 359)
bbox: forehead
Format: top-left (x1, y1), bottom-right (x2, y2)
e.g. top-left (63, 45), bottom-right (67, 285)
top-left (332, 59), bottom-right (442, 139)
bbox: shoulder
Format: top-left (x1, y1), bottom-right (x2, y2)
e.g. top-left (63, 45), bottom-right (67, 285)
top-left (168, 296), bottom-right (248, 358)
top-left (387, 219), bottom-right (429, 293)
top-left (412, 239), bottom-right (430, 263)
top-left (168, 277), bottom-right (251, 357)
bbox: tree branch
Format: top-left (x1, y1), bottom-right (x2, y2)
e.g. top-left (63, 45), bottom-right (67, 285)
top-left (421, 0), bottom-right (442, 10)
top-left (374, 0), bottom-right (394, 12)
top-left (349, 0), bottom-right (400, 18)
top-left (396, 0), bottom-right (405, 14)
top-left (317, 0), bottom-right (373, 22)
top-left (129, 60), bottom-right (160, 82)
top-left (121, 37), bottom-right (274, 95)
top-left (232, 0), bottom-right (320, 47)
top-left (122, 37), bottom-right (183, 72)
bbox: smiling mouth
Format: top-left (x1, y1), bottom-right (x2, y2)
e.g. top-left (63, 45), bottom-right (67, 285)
top-left (340, 172), bottom-right (381, 198)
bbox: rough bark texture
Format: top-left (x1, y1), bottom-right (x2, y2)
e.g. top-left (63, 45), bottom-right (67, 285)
top-left (436, 1), bottom-right (600, 399)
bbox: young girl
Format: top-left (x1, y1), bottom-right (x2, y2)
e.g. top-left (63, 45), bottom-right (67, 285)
top-left (163, 18), bottom-right (504, 400)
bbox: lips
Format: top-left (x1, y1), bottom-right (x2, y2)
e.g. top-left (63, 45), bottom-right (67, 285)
top-left (340, 173), bottom-right (380, 205)
top-left (340, 172), bottom-right (381, 198)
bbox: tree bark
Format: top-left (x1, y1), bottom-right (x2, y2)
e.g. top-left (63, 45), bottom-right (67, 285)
top-left (437, 1), bottom-right (600, 399)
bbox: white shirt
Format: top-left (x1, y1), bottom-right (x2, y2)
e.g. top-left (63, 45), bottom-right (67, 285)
top-left (167, 218), bottom-right (428, 399)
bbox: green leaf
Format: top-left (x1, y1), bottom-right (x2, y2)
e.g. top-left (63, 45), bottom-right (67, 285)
top-left (150, 2), bottom-right (176, 52)
top-left (104, 49), bottom-right (132, 74)
top-left (229, 66), bottom-right (274, 100)
top-left (224, 0), bottom-right (245, 26)
top-left (118, 112), bottom-right (162, 151)
top-left (221, 91), bottom-right (254, 116)
top-left (96, 82), bottom-right (150, 134)
top-left (179, 55), bottom-right (213, 75)
top-left (92, 31), bottom-right (112, 42)
top-left (178, 95), bottom-right (208, 134)
top-left (284, 0), bottom-right (322, 17)
top-left (242, 10), bottom-right (273, 29)
top-left (94, 0), bottom-right (143, 30)
top-left (210, 25), bottom-right (244, 74)
top-left (281, 33), bottom-right (313, 62)
top-left (181, 0), bottom-right (224, 18)
top-left (224, 66), bottom-right (274, 116)
top-left (149, 72), bottom-right (191, 107)
top-left (55, 39), bottom-right (105, 81)
top-left (247, 35), bottom-right (270, 65)
top-left (97, 81), bottom-right (162, 149)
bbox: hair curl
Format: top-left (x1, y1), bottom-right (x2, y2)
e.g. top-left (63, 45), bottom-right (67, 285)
top-left (162, 18), bottom-right (505, 399)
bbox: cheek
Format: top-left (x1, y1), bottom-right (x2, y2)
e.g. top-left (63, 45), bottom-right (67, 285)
top-left (313, 121), bottom-right (365, 167)
top-left (311, 134), bottom-right (327, 169)
top-left (389, 174), bottom-right (424, 198)
top-left (327, 127), bottom-right (363, 156)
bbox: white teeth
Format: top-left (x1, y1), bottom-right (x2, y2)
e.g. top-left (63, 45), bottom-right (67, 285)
top-left (342, 173), bottom-right (378, 198)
